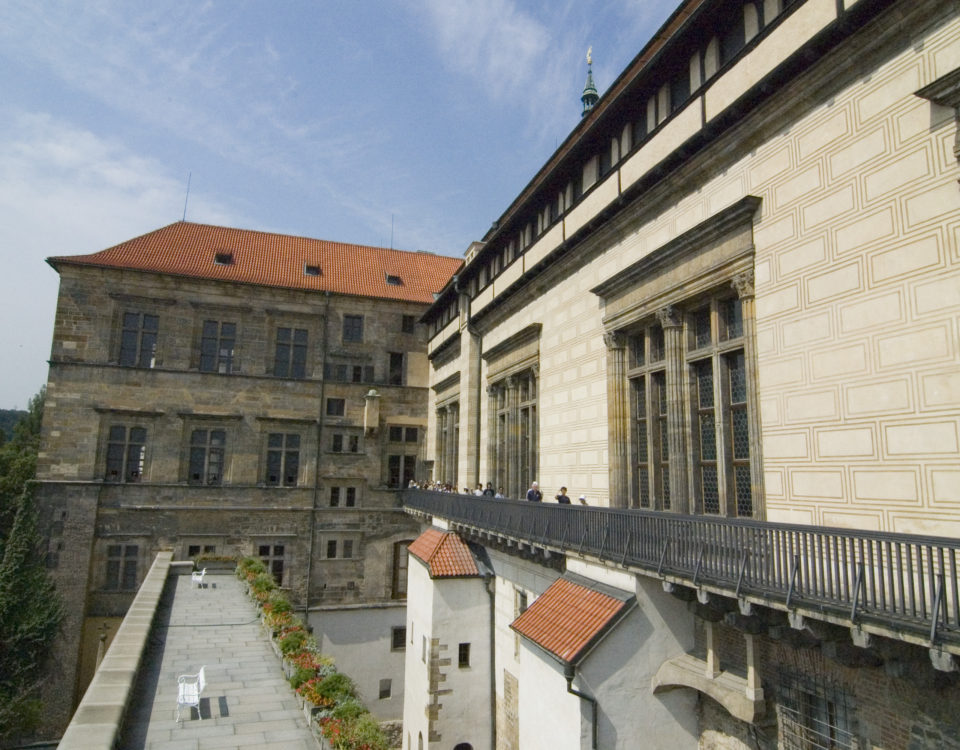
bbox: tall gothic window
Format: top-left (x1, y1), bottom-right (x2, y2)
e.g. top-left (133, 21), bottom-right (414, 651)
top-left (436, 402), bottom-right (459, 486)
top-left (625, 289), bottom-right (755, 516)
top-left (491, 369), bottom-right (538, 499)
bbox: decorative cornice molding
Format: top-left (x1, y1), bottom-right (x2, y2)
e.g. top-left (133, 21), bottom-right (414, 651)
top-left (591, 196), bottom-right (761, 300)
top-left (481, 323), bottom-right (542, 362)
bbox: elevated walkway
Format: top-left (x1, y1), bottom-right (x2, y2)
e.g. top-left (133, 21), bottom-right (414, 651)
top-left (59, 561), bottom-right (319, 749)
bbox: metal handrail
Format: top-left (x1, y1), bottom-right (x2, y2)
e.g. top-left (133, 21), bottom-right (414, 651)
top-left (403, 489), bottom-right (960, 647)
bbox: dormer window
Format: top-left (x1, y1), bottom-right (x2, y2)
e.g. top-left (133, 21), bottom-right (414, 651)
top-left (304, 264), bottom-right (321, 277)
top-left (386, 274), bottom-right (402, 286)
top-left (214, 251), bottom-right (234, 266)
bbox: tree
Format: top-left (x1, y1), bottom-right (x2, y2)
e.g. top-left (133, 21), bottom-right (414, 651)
top-left (0, 387), bottom-right (64, 740)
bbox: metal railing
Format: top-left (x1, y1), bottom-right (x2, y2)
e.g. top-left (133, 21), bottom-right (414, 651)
top-left (402, 489), bottom-right (960, 650)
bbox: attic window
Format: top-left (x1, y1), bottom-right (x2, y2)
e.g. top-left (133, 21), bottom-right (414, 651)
top-left (386, 274), bottom-right (402, 286)
top-left (304, 264), bottom-right (321, 277)
top-left (214, 252), bottom-right (234, 266)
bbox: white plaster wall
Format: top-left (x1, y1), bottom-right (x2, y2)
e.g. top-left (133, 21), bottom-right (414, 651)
top-left (310, 604), bottom-right (408, 721)
top-left (403, 551), bottom-right (493, 750)
top-left (431, 576), bottom-right (493, 750)
top-left (517, 642), bottom-right (584, 750)
top-left (403, 555), bottom-right (435, 749)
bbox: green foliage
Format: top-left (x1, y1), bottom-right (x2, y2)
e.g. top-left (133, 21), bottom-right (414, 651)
top-left (314, 672), bottom-right (356, 704)
top-left (289, 665), bottom-right (316, 690)
top-left (236, 556), bottom-right (266, 579)
top-left (278, 627), bottom-right (311, 655)
top-left (0, 409), bottom-right (27, 443)
top-left (0, 388), bottom-right (65, 741)
top-left (330, 697), bottom-right (366, 721)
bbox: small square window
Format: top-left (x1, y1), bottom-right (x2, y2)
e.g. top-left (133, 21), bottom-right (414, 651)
top-left (343, 540), bottom-right (354, 559)
top-left (327, 540), bottom-right (337, 558)
top-left (379, 678), bottom-right (392, 699)
top-left (326, 398), bottom-right (345, 417)
top-left (458, 642), bottom-right (471, 668)
top-left (391, 626), bottom-right (407, 651)
top-left (402, 315), bottom-right (416, 334)
top-left (405, 427), bottom-right (418, 443)
top-left (386, 274), bottom-right (402, 286)
top-left (304, 264), bottom-right (321, 276)
top-left (214, 251), bottom-right (234, 265)
top-left (389, 426), bottom-right (404, 442)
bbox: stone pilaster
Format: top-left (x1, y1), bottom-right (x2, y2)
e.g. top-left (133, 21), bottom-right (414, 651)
top-left (603, 331), bottom-right (630, 508)
top-left (732, 271), bottom-right (764, 518)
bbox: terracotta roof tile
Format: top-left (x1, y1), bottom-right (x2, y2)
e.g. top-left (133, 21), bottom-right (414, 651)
top-left (510, 576), bottom-right (634, 666)
top-left (47, 221), bottom-right (462, 304)
top-left (407, 528), bottom-right (480, 579)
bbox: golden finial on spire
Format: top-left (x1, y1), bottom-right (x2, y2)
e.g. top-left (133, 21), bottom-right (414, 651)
top-left (587, 46), bottom-right (592, 67)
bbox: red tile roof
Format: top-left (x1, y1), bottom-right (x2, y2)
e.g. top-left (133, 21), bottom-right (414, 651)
top-left (407, 528), bottom-right (480, 578)
top-left (510, 576), bottom-right (634, 666)
top-left (47, 221), bottom-right (462, 304)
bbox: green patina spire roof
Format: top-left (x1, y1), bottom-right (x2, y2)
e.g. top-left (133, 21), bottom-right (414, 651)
top-left (581, 46), bottom-right (598, 117)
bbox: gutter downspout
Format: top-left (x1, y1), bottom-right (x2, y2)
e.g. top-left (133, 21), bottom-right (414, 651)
top-left (305, 291), bottom-right (332, 617)
top-left (485, 573), bottom-right (497, 750)
top-left (564, 665), bottom-right (598, 750)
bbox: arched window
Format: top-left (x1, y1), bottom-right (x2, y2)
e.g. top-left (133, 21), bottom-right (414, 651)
top-left (453, 744), bottom-right (474, 750)
top-left (418, 732), bottom-right (423, 750)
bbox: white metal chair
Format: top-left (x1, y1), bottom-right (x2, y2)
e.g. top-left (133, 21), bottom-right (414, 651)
top-left (176, 665), bottom-right (206, 723)
top-left (191, 568), bottom-right (206, 588)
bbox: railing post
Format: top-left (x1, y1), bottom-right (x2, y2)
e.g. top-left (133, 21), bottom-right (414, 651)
top-left (785, 554), bottom-right (801, 610)
top-left (930, 574), bottom-right (945, 646)
top-left (850, 562), bottom-right (865, 623)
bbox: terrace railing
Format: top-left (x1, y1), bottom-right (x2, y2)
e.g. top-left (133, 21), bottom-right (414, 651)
top-left (402, 489), bottom-right (960, 654)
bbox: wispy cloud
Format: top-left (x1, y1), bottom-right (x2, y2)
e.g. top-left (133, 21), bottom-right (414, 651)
top-left (0, 110), bottom-right (242, 408)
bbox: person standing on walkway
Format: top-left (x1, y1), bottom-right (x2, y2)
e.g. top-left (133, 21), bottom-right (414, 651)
top-left (555, 486), bottom-right (571, 504)
top-left (526, 481), bottom-right (542, 502)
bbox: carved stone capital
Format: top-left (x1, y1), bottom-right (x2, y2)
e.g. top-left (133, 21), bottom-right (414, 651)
top-left (655, 305), bottom-right (682, 328)
top-left (486, 384), bottom-right (499, 397)
top-left (731, 271), bottom-right (755, 299)
top-left (603, 330), bottom-right (627, 350)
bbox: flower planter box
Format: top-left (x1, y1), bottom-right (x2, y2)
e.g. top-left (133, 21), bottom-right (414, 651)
top-left (196, 560), bottom-right (237, 572)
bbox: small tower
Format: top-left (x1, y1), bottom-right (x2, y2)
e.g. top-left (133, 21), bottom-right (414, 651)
top-left (581, 46), bottom-right (598, 117)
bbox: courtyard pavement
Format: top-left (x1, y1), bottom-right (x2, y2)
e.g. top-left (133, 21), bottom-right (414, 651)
top-left (117, 572), bottom-right (320, 750)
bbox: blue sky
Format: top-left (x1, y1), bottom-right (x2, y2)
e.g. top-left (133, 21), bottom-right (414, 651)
top-left (0, 0), bottom-right (677, 409)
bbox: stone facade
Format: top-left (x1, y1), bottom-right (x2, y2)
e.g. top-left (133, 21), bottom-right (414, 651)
top-left (414, 0), bottom-right (960, 748)
top-left (36, 234), bottom-right (457, 731)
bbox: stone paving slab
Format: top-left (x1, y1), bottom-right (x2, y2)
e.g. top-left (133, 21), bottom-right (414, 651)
top-left (119, 573), bottom-right (320, 750)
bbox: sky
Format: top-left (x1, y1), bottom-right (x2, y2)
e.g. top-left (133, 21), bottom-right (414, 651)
top-left (0, 0), bottom-right (678, 410)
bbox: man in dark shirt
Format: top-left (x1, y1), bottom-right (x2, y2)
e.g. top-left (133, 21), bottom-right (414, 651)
top-left (555, 486), bottom-right (570, 504)
top-left (526, 481), bottom-right (542, 502)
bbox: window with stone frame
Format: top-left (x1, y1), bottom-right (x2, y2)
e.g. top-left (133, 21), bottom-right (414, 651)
top-left (105, 425), bottom-right (147, 483)
top-left (625, 290), bottom-right (755, 516)
top-left (331, 432), bottom-right (361, 454)
top-left (188, 428), bottom-right (226, 485)
top-left (401, 314), bottom-right (416, 334)
top-left (387, 454), bottom-right (416, 489)
top-left (265, 433), bottom-right (300, 486)
top-left (258, 543), bottom-right (286, 585)
top-left (329, 485), bottom-right (358, 507)
top-left (388, 425), bottom-right (418, 443)
top-left (326, 398), bottom-right (346, 417)
top-left (324, 537), bottom-right (357, 559)
top-left (392, 540), bottom-right (412, 599)
top-left (273, 327), bottom-right (308, 378)
top-left (119, 311), bottom-right (158, 368)
top-left (342, 314), bottom-right (364, 343)
top-left (435, 400), bottom-right (459, 487)
top-left (490, 368), bottom-right (538, 500)
top-left (199, 319), bottom-right (236, 374)
top-left (104, 544), bottom-right (139, 590)
top-left (388, 351), bottom-right (405, 385)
